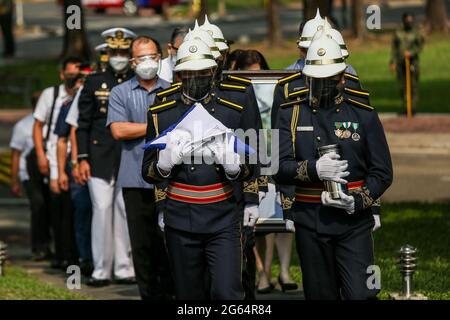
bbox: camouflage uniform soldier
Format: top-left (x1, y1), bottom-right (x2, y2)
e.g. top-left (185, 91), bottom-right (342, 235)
top-left (390, 13), bottom-right (424, 114)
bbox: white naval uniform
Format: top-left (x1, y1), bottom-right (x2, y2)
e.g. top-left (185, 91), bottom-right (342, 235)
top-left (88, 177), bottom-right (134, 280)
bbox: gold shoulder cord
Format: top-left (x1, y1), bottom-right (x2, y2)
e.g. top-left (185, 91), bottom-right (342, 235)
top-left (284, 83), bottom-right (289, 99)
top-left (290, 104), bottom-right (300, 156)
top-left (152, 114), bottom-right (159, 136)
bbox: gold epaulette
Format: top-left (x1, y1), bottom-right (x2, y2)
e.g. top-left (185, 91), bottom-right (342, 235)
top-left (216, 97), bottom-right (244, 111)
top-left (243, 179), bottom-right (258, 194)
top-left (148, 99), bottom-right (177, 113)
top-left (344, 72), bottom-right (360, 82)
top-left (156, 84), bottom-right (181, 99)
top-left (278, 72), bottom-right (302, 85)
top-left (219, 82), bottom-right (247, 92)
top-left (288, 87), bottom-right (309, 99)
top-left (345, 97), bottom-right (374, 111)
top-left (280, 98), bottom-right (306, 109)
top-left (258, 175), bottom-right (269, 188)
top-left (226, 75), bottom-right (252, 85)
top-left (344, 87), bottom-right (369, 98)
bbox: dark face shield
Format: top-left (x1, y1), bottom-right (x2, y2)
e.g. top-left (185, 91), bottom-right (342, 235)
top-left (306, 73), bottom-right (343, 108)
top-left (180, 68), bottom-right (216, 101)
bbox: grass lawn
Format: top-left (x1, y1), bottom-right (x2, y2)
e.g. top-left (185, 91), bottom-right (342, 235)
top-left (0, 266), bottom-right (91, 300)
top-left (270, 202), bottom-right (450, 300)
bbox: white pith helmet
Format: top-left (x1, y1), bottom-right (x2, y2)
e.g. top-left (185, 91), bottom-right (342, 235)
top-left (183, 22), bottom-right (221, 59)
top-left (298, 8), bottom-right (331, 49)
top-left (200, 15), bottom-right (229, 51)
top-left (328, 28), bottom-right (349, 58)
top-left (311, 18), bottom-right (349, 58)
top-left (174, 38), bottom-right (217, 72)
top-left (303, 22), bottom-right (346, 78)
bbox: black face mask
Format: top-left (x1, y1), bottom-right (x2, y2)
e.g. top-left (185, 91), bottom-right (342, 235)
top-left (309, 78), bottom-right (341, 108)
top-left (182, 76), bottom-right (213, 101)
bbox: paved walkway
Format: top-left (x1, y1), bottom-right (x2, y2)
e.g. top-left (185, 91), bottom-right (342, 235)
top-left (0, 204), bottom-right (304, 300)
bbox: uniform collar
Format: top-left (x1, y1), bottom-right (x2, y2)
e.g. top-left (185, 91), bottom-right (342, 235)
top-left (181, 92), bottom-right (213, 105)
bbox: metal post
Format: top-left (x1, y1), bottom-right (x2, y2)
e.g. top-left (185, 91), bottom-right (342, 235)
top-left (390, 244), bottom-right (427, 300)
top-left (405, 55), bottom-right (413, 118)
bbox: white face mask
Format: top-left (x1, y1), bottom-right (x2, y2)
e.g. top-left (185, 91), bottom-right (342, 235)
top-left (109, 56), bottom-right (129, 73)
top-left (135, 59), bottom-right (159, 80)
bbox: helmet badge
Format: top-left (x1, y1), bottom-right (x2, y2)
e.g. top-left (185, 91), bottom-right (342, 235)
top-left (189, 45), bottom-right (198, 53)
top-left (317, 48), bottom-right (326, 56)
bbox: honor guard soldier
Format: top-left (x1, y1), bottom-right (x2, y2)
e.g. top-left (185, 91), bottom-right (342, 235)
top-left (199, 19), bottom-right (263, 299)
top-left (390, 12), bottom-right (424, 114)
top-left (76, 28), bottom-right (137, 287)
top-left (274, 29), bottom-right (393, 300)
top-left (142, 38), bottom-right (259, 300)
top-left (273, 17), bottom-right (375, 217)
top-left (288, 10), bottom-right (358, 77)
top-left (200, 15), bottom-right (230, 80)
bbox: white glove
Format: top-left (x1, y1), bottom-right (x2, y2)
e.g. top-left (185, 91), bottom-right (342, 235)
top-left (285, 219), bottom-right (296, 232)
top-left (321, 190), bottom-right (355, 214)
top-left (158, 211), bottom-right (165, 232)
top-left (258, 191), bottom-right (267, 203)
top-left (207, 136), bottom-right (241, 177)
top-left (157, 129), bottom-right (191, 174)
top-left (243, 204), bottom-right (259, 227)
top-left (316, 152), bottom-right (349, 184)
top-left (372, 214), bottom-right (381, 232)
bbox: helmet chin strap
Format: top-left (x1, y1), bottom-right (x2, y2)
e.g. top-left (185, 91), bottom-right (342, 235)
top-left (182, 91), bottom-right (210, 103)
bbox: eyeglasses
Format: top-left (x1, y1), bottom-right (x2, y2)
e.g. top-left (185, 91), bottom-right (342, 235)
top-left (130, 54), bottom-right (160, 63)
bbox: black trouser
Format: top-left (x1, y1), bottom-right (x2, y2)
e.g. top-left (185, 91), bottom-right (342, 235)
top-left (49, 190), bottom-right (78, 263)
top-left (165, 223), bottom-right (244, 300)
top-left (22, 180), bottom-right (51, 254)
top-left (122, 188), bottom-right (173, 300)
top-left (294, 221), bottom-right (378, 300)
top-left (0, 12), bottom-right (15, 55)
top-left (242, 226), bottom-right (256, 300)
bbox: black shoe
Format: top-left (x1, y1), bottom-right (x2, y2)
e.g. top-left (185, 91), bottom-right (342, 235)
top-left (32, 251), bottom-right (49, 262)
top-left (79, 260), bottom-right (94, 277)
top-left (86, 277), bottom-right (111, 287)
top-left (114, 277), bottom-right (137, 285)
top-left (257, 283), bottom-right (274, 294)
top-left (60, 260), bottom-right (76, 271)
top-left (278, 275), bottom-right (298, 292)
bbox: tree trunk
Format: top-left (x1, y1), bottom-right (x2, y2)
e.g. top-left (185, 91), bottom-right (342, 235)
top-left (268, 0), bottom-right (283, 46)
top-left (61, 0), bottom-right (91, 61)
top-left (425, 0), bottom-right (448, 33)
top-left (303, 0), bottom-right (331, 20)
top-left (351, 0), bottom-right (364, 39)
top-left (196, 0), bottom-right (208, 22)
top-left (218, 0), bottom-right (226, 17)
top-left (341, 0), bottom-right (348, 29)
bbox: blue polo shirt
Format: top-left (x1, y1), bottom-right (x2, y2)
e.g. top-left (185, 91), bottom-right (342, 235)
top-left (106, 76), bottom-right (170, 189)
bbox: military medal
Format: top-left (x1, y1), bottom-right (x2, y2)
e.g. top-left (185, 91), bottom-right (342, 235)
top-left (342, 122), bottom-right (351, 139)
top-left (352, 123), bottom-right (360, 141)
top-left (334, 122), bottom-right (343, 138)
